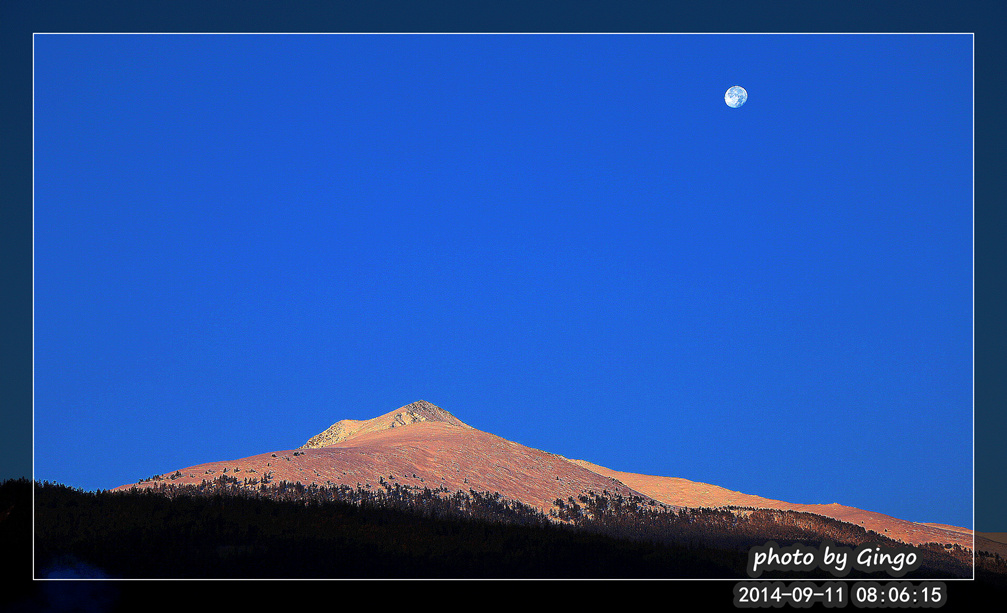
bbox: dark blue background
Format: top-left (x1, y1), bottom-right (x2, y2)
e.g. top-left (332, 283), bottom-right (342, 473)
top-left (30, 33), bottom-right (973, 531)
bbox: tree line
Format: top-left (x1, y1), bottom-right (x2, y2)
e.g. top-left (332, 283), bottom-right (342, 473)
top-left (12, 477), bottom-right (983, 579)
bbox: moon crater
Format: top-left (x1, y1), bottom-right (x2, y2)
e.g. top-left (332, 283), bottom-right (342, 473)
top-left (725, 86), bottom-right (748, 108)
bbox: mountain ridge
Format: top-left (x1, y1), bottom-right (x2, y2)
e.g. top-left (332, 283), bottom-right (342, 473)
top-left (564, 458), bottom-right (975, 550)
top-left (115, 400), bottom-right (977, 553)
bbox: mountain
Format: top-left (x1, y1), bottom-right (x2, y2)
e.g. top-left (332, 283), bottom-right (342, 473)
top-left (115, 400), bottom-right (975, 551)
top-left (116, 400), bottom-right (647, 511)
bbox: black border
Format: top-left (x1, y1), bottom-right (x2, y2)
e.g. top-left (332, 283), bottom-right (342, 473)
top-left (4, 0), bottom-right (1003, 607)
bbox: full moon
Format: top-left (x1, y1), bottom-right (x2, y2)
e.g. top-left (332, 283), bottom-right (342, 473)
top-left (725, 86), bottom-right (748, 108)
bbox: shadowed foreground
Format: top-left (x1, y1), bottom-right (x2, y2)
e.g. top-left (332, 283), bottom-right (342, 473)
top-left (29, 478), bottom-right (980, 580)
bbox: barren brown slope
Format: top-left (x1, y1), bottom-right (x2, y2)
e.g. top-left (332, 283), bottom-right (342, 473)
top-left (975, 533), bottom-right (1007, 559)
top-left (112, 400), bottom-right (976, 553)
top-left (922, 522), bottom-right (974, 536)
top-left (977, 532), bottom-right (1007, 544)
top-left (114, 412), bottom-right (649, 513)
top-left (567, 459), bottom-right (975, 550)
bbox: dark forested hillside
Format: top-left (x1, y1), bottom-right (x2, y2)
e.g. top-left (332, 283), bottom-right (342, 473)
top-left (20, 476), bottom-right (977, 580)
top-left (31, 478), bottom-right (734, 579)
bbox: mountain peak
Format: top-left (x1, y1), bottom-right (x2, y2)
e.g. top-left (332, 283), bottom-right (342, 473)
top-left (300, 400), bottom-right (470, 449)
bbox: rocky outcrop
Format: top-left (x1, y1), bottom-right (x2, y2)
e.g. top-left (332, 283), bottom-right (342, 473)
top-left (300, 400), bottom-right (470, 448)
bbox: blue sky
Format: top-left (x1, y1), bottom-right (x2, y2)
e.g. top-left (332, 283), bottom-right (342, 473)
top-left (33, 34), bottom-right (972, 527)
